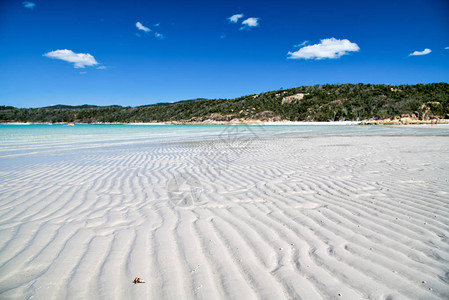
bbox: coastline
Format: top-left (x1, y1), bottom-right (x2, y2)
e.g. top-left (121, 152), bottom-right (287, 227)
top-left (1, 119), bottom-right (448, 126)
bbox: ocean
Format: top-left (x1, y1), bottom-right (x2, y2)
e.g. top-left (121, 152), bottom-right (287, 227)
top-left (1, 123), bottom-right (448, 153)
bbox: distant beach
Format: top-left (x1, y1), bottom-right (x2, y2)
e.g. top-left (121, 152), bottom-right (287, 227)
top-left (2, 119), bottom-right (449, 126)
top-left (0, 125), bottom-right (448, 299)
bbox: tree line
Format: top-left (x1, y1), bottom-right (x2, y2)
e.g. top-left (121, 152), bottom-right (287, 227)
top-left (1, 83), bottom-right (448, 123)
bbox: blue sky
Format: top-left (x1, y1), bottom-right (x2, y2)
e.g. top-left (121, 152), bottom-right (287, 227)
top-left (0, 0), bottom-right (448, 108)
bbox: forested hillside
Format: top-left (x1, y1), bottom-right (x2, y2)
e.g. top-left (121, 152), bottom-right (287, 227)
top-left (1, 83), bottom-right (448, 123)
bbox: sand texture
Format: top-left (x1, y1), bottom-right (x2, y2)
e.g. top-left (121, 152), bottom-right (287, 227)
top-left (0, 126), bottom-right (448, 299)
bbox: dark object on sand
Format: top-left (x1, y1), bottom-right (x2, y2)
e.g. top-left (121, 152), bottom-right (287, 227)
top-left (133, 277), bottom-right (145, 284)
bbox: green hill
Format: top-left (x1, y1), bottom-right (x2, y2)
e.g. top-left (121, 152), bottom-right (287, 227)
top-left (1, 83), bottom-right (448, 123)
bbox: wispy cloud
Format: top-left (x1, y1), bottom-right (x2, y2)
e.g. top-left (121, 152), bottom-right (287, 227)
top-left (228, 14), bottom-right (244, 23)
top-left (240, 17), bottom-right (259, 30)
top-left (136, 22), bottom-right (151, 32)
top-left (43, 49), bottom-right (99, 68)
top-left (154, 32), bottom-right (164, 40)
top-left (22, 1), bottom-right (36, 9)
top-left (97, 66), bottom-right (107, 70)
top-left (294, 41), bottom-right (309, 47)
top-left (444, 47), bottom-right (449, 50)
top-left (220, 33), bottom-right (226, 39)
top-left (136, 21), bottom-right (165, 39)
top-left (287, 38), bottom-right (359, 60)
top-left (409, 48), bottom-right (431, 56)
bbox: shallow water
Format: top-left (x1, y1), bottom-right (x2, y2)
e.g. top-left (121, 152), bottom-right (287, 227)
top-left (1, 124), bottom-right (448, 148)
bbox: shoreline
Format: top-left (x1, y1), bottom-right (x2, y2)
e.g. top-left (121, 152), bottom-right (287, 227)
top-left (1, 119), bottom-right (448, 126)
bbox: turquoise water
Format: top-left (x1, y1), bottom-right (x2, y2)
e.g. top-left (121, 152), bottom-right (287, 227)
top-left (1, 124), bottom-right (448, 159)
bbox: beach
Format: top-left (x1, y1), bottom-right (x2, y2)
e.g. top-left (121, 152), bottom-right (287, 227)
top-left (0, 124), bottom-right (448, 299)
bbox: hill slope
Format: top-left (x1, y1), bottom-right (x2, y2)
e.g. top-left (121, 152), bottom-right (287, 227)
top-left (1, 83), bottom-right (448, 123)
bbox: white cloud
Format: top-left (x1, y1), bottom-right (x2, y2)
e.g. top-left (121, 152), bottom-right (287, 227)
top-left (136, 22), bottom-right (151, 32)
top-left (154, 32), bottom-right (164, 39)
top-left (136, 22), bottom-right (164, 39)
top-left (294, 40), bottom-right (309, 47)
top-left (444, 46), bottom-right (449, 50)
top-left (228, 14), bottom-right (244, 23)
top-left (409, 48), bottom-right (431, 56)
top-left (97, 66), bottom-right (107, 70)
top-left (22, 1), bottom-right (36, 9)
top-left (287, 38), bottom-right (360, 60)
top-left (240, 17), bottom-right (259, 30)
top-left (43, 49), bottom-right (99, 68)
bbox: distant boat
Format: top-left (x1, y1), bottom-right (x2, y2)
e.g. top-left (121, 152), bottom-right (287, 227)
top-left (67, 123), bottom-right (75, 126)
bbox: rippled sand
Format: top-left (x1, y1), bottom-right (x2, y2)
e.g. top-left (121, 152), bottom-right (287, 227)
top-left (0, 126), bottom-right (448, 299)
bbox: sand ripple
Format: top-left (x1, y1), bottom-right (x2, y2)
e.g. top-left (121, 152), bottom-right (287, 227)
top-left (0, 132), bottom-right (448, 299)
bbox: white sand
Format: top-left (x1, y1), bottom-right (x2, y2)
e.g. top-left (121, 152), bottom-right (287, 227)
top-left (0, 129), bottom-right (449, 299)
top-left (261, 121), bottom-right (362, 125)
